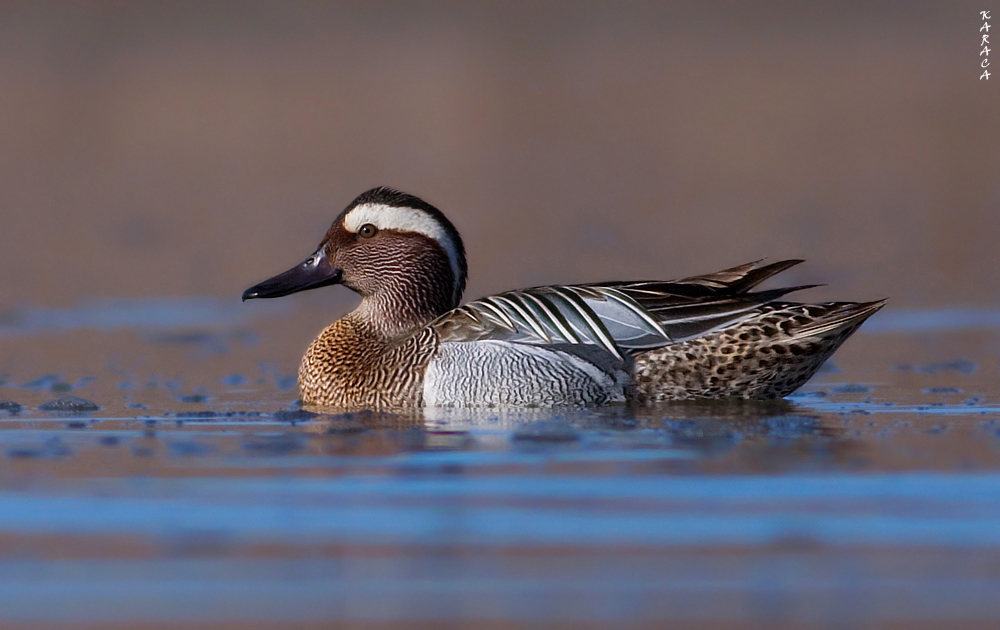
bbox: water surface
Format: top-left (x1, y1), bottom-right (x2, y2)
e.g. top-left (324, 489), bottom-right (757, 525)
top-left (1, 300), bottom-right (998, 628)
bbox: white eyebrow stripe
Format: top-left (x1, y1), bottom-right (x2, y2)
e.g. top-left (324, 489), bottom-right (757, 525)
top-left (343, 203), bottom-right (463, 300)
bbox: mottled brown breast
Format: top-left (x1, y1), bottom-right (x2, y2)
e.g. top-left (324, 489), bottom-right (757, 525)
top-left (298, 314), bottom-right (440, 408)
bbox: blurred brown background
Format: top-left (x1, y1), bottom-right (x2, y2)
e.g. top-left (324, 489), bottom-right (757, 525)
top-left (1, 1), bottom-right (996, 311)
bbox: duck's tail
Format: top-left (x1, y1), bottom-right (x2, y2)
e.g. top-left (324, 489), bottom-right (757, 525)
top-left (633, 298), bottom-right (886, 402)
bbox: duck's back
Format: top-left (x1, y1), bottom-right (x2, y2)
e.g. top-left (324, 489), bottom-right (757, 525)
top-left (425, 260), bottom-right (884, 406)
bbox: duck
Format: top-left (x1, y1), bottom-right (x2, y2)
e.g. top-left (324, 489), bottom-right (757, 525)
top-left (243, 187), bottom-right (884, 408)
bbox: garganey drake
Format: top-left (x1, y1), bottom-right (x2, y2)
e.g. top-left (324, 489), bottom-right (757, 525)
top-left (243, 187), bottom-right (884, 409)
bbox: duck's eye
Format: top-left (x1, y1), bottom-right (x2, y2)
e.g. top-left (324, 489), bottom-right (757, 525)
top-left (358, 224), bottom-right (378, 238)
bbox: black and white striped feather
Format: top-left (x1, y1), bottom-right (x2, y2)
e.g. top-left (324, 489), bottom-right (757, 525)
top-left (432, 259), bottom-right (816, 359)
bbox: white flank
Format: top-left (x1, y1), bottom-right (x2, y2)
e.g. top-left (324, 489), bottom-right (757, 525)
top-left (423, 341), bottom-right (626, 407)
top-left (344, 203), bottom-right (463, 298)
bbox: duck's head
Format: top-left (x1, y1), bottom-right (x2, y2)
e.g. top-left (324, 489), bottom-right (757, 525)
top-left (243, 187), bottom-right (468, 329)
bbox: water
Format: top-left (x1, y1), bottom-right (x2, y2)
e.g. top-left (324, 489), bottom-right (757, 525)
top-left (1, 299), bottom-right (999, 627)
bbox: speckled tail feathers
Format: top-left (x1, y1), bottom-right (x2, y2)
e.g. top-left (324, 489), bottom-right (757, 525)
top-left (633, 298), bottom-right (886, 403)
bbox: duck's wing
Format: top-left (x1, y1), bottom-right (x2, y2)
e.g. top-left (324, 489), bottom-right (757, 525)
top-left (432, 259), bottom-right (815, 358)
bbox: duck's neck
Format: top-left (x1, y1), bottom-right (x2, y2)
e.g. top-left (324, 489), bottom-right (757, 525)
top-left (351, 271), bottom-right (458, 340)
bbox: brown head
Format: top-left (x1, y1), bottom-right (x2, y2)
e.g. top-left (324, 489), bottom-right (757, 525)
top-left (243, 187), bottom-right (468, 337)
